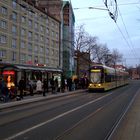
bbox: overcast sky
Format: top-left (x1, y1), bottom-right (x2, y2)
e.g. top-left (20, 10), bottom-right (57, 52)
top-left (70, 0), bottom-right (140, 67)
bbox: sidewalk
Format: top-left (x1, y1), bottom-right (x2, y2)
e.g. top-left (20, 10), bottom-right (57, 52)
top-left (0, 89), bottom-right (86, 110)
top-left (110, 88), bottom-right (140, 140)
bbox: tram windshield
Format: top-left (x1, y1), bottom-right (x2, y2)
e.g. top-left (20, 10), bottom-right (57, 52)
top-left (90, 70), bottom-right (102, 83)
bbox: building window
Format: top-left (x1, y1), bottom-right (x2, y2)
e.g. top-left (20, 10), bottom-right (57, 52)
top-left (0, 20), bottom-right (7, 29)
top-left (11, 51), bottom-right (16, 61)
top-left (40, 46), bottom-right (43, 53)
top-left (28, 55), bottom-right (32, 61)
top-left (52, 49), bottom-right (54, 55)
top-left (28, 10), bottom-right (33, 17)
top-left (1, 6), bottom-right (7, 15)
top-left (34, 45), bottom-right (38, 53)
top-left (40, 25), bottom-right (43, 32)
top-left (34, 22), bottom-right (38, 30)
top-left (20, 53), bottom-right (26, 63)
top-left (40, 36), bottom-right (44, 42)
top-left (28, 43), bottom-right (32, 52)
top-left (12, 25), bottom-right (17, 35)
top-left (12, 0), bottom-right (17, 9)
top-left (55, 24), bottom-right (58, 29)
top-left (0, 35), bottom-right (7, 43)
top-left (28, 19), bottom-right (32, 27)
top-left (56, 33), bottom-right (58, 39)
top-left (51, 21), bottom-right (55, 27)
top-left (21, 16), bottom-right (26, 23)
top-left (21, 28), bottom-right (26, 36)
top-left (12, 38), bottom-right (17, 48)
top-left (40, 57), bottom-right (43, 64)
top-left (45, 38), bottom-right (49, 45)
top-left (46, 48), bottom-right (49, 55)
top-left (52, 40), bottom-right (55, 48)
top-left (28, 31), bottom-right (32, 40)
top-left (21, 41), bottom-right (25, 48)
top-left (46, 58), bottom-right (49, 64)
top-left (0, 50), bottom-right (6, 58)
top-left (35, 34), bottom-right (39, 41)
top-left (46, 28), bottom-right (49, 34)
top-left (46, 17), bottom-right (49, 24)
top-left (51, 30), bottom-right (54, 37)
top-left (12, 12), bottom-right (17, 21)
top-left (21, 4), bottom-right (26, 12)
top-left (34, 56), bottom-right (38, 64)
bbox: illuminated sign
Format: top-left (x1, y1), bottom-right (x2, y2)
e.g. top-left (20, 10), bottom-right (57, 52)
top-left (91, 69), bottom-right (101, 72)
top-left (3, 71), bottom-right (15, 75)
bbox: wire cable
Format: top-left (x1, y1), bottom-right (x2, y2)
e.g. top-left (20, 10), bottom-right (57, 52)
top-left (118, 7), bottom-right (138, 57)
top-left (103, 0), bottom-right (139, 64)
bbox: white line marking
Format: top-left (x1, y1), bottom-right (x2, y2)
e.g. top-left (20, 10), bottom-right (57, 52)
top-left (4, 93), bottom-right (112, 140)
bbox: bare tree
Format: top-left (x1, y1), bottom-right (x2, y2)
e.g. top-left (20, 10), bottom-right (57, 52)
top-left (105, 49), bottom-right (123, 67)
top-left (74, 25), bottom-right (98, 77)
top-left (91, 43), bottom-right (110, 64)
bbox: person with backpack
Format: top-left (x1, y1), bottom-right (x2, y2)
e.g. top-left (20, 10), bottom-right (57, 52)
top-left (43, 78), bottom-right (47, 96)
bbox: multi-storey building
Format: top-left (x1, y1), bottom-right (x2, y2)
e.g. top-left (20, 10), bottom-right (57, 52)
top-left (38, 0), bottom-right (75, 78)
top-left (0, 0), bottom-right (61, 88)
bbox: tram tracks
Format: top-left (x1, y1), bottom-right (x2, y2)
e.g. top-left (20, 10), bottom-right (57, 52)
top-left (54, 85), bottom-right (138, 140)
top-left (1, 83), bottom-right (138, 140)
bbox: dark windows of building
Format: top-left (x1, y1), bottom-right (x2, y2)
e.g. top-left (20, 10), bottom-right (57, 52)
top-left (12, 12), bottom-right (17, 21)
top-left (11, 51), bottom-right (16, 61)
top-left (0, 20), bottom-right (7, 29)
top-left (1, 6), bottom-right (7, 15)
top-left (12, 38), bottom-right (17, 48)
top-left (0, 35), bottom-right (7, 44)
top-left (0, 50), bottom-right (6, 58)
top-left (12, 0), bottom-right (17, 9)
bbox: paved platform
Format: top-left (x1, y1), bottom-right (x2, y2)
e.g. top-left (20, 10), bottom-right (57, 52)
top-left (110, 88), bottom-right (140, 140)
top-left (0, 89), bottom-right (86, 110)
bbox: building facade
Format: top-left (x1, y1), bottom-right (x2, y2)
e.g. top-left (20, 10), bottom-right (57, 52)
top-left (38, 0), bottom-right (75, 78)
top-left (0, 0), bottom-right (62, 89)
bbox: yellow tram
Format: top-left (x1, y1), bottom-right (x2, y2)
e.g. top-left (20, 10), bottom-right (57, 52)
top-left (88, 64), bottom-right (129, 91)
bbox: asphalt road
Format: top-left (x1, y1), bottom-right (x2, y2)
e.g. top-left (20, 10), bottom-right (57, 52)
top-left (0, 80), bottom-right (140, 140)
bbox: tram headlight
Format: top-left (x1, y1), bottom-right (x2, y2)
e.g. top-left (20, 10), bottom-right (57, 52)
top-left (89, 83), bottom-right (92, 87)
top-left (98, 84), bottom-right (101, 87)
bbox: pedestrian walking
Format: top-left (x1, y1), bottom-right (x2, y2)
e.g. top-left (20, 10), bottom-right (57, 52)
top-left (18, 77), bottom-right (25, 99)
top-left (61, 76), bottom-right (65, 93)
top-left (54, 78), bottom-right (58, 93)
top-left (43, 78), bottom-right (47, 96)
top-left (36, 79), bottom-right (42, 94)
top-left (50, 76), bottom-right (55, 94)
top-left (27, 79), bottom-right (34, 96)
top-left (67, 77), bottom-right (72, 91)
top-left (0, 78), bottom-right (9, 102)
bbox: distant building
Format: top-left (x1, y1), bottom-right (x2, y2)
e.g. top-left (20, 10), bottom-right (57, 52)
top-left (131, 68), bottom-right (140, 79)
top-left (113, 64), bottom-right (127, 71)
top-left (37, 0), bottom-right (75, 78)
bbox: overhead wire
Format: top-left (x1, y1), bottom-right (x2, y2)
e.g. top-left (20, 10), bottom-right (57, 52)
top-left (117, 7), bottom-right (138, 57)
top-left (74, 0), bottom-right (140, 65)
top-left (103, 0), bottom-right (139, 65)
top-left (73, 2), bottom-right (139, 10)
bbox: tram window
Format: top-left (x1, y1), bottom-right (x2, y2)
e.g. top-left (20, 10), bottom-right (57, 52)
top-left (105, 74), bottom-right (111, 82)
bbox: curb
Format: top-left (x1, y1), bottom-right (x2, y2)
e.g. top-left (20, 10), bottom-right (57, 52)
top-left (0, 89), bottom-right (87, 110)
